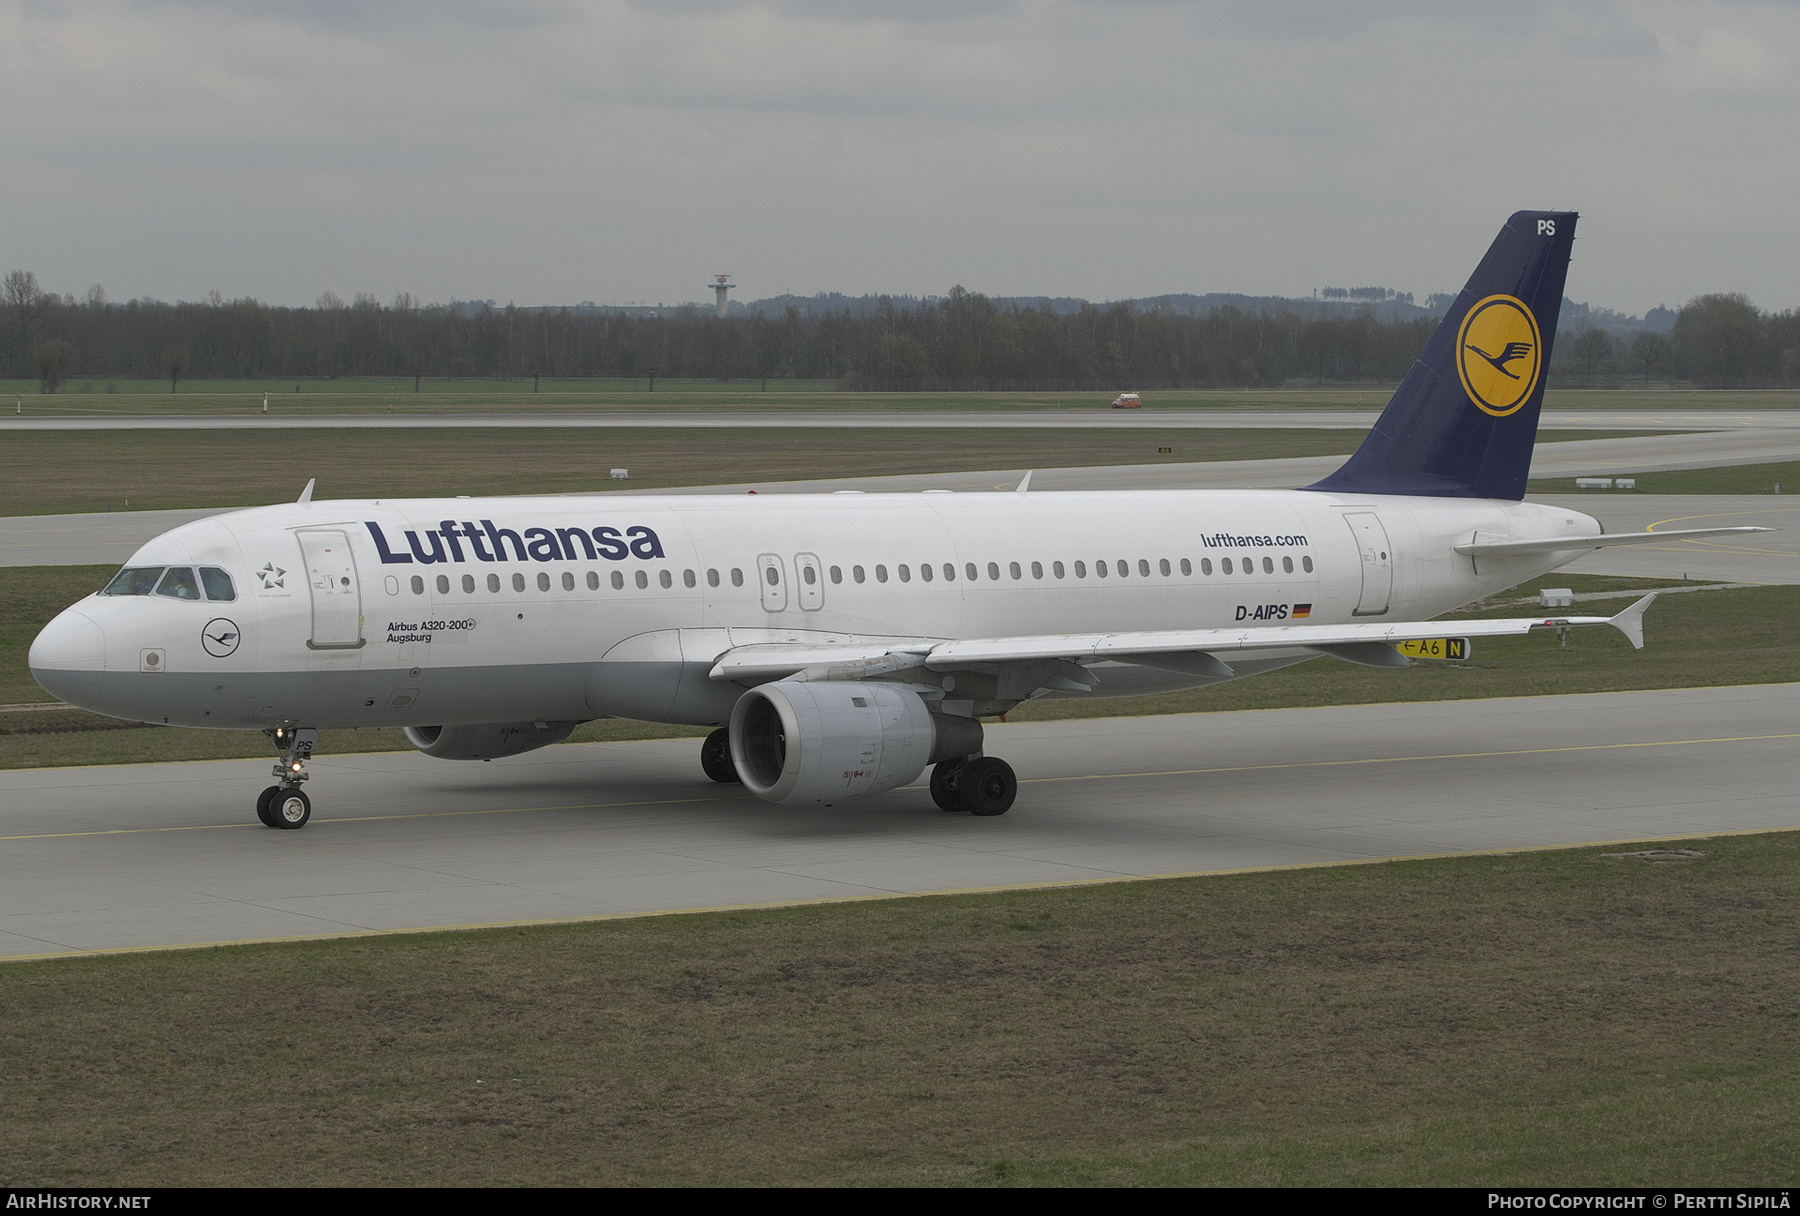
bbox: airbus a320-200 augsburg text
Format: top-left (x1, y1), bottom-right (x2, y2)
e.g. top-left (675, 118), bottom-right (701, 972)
top-left (29, 212), bottom-right (1769, 828)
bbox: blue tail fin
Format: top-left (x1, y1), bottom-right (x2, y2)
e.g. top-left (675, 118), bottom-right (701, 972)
top-left (1304, 210), bottom-right (1577, 501)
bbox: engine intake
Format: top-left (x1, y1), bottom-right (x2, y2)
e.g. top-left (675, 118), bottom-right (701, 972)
top-left (729, 680), bottom-right (983, 806)
top-left (403, 721), bottom-right (579, 761)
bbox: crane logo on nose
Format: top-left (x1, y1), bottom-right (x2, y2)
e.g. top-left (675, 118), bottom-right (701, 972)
top-left (202, 618), bottom-right (242, 658)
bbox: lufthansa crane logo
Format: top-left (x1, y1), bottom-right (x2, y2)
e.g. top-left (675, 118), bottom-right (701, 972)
top-left (201, 618), bottom-right (241, 658)
top-left (1457, 294), bottom-right (1542, 417)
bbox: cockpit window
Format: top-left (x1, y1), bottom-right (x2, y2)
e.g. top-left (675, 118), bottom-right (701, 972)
top-left (154, 567), bottom-right (202, 600)
top-left (103, 567), bottom-right (165, 596)
top-left (200, 567), bottom-right (236, 601)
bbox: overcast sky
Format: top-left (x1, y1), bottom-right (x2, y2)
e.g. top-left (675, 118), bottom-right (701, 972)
top-left (4, 1), bottom-right (1796, 313)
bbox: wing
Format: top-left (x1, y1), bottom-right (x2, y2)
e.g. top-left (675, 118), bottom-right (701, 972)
top-left (708, 595), bottom-right (1661, 690)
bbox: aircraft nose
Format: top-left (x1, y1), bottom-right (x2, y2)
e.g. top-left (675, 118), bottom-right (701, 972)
top-left (29, 609), bottom-right (107, 706)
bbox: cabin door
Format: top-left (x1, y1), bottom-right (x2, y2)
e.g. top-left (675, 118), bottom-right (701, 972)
top-left (1343, 512), bottom-right (1393, 617)
top-left (297, 529), bottom-right (365, 648)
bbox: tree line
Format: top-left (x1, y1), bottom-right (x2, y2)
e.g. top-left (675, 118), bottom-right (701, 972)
top-left (5, 271), bottom-right (1796, 392)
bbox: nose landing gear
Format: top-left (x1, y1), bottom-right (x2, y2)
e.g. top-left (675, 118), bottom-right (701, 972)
top-left (258, 725), bottom-right (317, 829)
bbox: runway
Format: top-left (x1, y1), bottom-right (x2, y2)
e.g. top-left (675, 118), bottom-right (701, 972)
top-left (8, 406), bottom-right (1800, 431)
top-left (2, 684), bottom-right (1794, 961)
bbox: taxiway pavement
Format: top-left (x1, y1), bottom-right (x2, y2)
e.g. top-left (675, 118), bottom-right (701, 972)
top-left (7, 407), bottom-right (1800, 432)
top-left (1, 684), bottom-right (1794, 961)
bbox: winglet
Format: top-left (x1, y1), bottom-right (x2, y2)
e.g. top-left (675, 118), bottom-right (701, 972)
top-left (297, 478), bottom-right (315, 504)
top-left (1015, 470), bottom-right (1033, 494)
top-left (1607, 592), bottom-right (1657, 650)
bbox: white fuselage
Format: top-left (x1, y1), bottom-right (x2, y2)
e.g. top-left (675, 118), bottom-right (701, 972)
top-left (30, 488), bottom-right (1601, 731)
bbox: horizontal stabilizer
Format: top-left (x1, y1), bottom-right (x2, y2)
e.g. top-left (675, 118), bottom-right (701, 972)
top-left (1455, 526), bottom-right (1771, 557)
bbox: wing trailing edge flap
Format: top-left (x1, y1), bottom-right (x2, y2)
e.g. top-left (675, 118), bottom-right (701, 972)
top-left (707, 594), bottom-right (1661, 684)
top-left (1455, 527), bottom-right (1769, 557)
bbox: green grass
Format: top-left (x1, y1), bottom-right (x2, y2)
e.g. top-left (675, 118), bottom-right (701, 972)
top-left (7, 568), bottom-right (1793, 770)
top-left (1, 830), bottom-right (1795, 1185)
top-left (1530, 460), bottom-right (1800, 496)
top-left (0, 427), bottom-right (1659, 517)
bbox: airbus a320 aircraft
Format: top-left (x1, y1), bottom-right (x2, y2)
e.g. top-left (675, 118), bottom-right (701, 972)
top-left (29, 212), bottom-right (1767, 829)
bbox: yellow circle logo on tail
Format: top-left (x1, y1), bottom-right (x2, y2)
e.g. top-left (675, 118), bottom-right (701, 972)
top-left (1456, 294), bottom-right (1541, 417)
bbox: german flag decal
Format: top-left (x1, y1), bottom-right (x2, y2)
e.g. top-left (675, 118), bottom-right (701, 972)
top-left (1292, 603), bottom-right (1312, 619)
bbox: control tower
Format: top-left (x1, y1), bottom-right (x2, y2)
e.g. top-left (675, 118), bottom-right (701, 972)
top-left (711, 274), bottom-right (734, 318)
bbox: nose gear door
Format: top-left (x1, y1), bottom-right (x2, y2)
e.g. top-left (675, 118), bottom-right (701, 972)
top-left (297, 529), bottom-right (365, 648)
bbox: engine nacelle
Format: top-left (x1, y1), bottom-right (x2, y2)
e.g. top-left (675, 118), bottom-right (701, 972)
top-left (403, 720), bottom-right (579, 761)
top-left (729, 680), bottom-right (983, 806)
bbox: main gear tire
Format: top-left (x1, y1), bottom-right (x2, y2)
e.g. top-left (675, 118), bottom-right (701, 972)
top-left (930, 758), bottom-right (971, 813)
top-left (959, 757), bottom-right (1016, 816)
top-left (701, 728), bottom-right (741, 784)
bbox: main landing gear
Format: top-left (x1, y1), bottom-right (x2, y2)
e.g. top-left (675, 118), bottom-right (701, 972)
top-left (930, 755), bottom-right (1017, 816)
top-left (701, 728), bottom-right (742, 784)
top-left (257, 725), bottom-right (317, 829)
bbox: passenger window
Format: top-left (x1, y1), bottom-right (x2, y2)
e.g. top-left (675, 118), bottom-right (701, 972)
top-left (1031, 561), bottom-right (1043, 579)
top-left (154, 568), bottom-right (202, 600)
top-left (1074, 561), bottom-right (1086, 578)
top-left (611, 571), bottom-right (624, 590)
top-left (463, 574), bottom-right (476, 593)
top-left (436, 575), bottom-right (449, 594)
top-left (1181, 558), bottom-right (1191, 575)
top-left (684, 569), bottom-right (697, 588)
top-left (1095, 560), bottom-right (1107, 578)
top-left (731, 568), bottom-right (744, 587)
top-left (563, 572), bottom-right (576, 590)
top-left (659, 570), bottom-right (672, 589)
top-left (537, 572), bottom-right (551, 591)
top-left (512, 573), bottom-right (526, 592)
top-left (898, 564), bottom-right (911, 583)
top-left (411, 575), bottom-right (425, 595)
top-left (1159, 558), bottom-right (1171, 576)
top-left (1008, 562), bottom-right (1020, 580)
top-left (1303, 556), bottom-right (1314, 573)
top-left (1263, 556), bottom-right (1274, 574)
top-left (829, 566), bottom-right (841, 584)
top-left (1282, 556), bottom-right (1293, 574)
top-left (802, 565), bottom-right (816, 585)
top-left (1242, 561), bottom-right (1254, 576)
top-left (1221, 558), bottom-right (1232, 574)
top-left (104, 567), bottom-right (164, 596)
top-left (944, 563), bottom-right (956, 581)
top-left (200, 567), bottom-right (237, 601)
top-left (636, 571), bottom-right (649, 589)
top-left (489, 574), bottom-right (502, 593)
top-left (1118, 560), bottom-right (1129, 577)
top-left (1053, 561), bottom-right (1065, 578)
top-left (921, 564), bottom-right (934, 583)
top-left (1139, 559), bottom-right (1150, 577)
top-left (966, 563), bottom-right (978, 581)
top-left (707, 568), bottom-right (720, 587)
top-left (587, 571), bottom-right (600, 590)
top-left (989, 562), bottom-right (1001, 581)
top-left (876, 564), bottom-right (889, 583)
top-left (765, 566), bottom-right (779, 585)
top-left (853, 565), bottom-right (866, 584)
